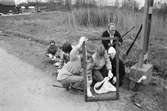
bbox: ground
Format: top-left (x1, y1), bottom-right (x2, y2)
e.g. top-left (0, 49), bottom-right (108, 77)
top-left (0, 34), bottom-right (141, 111)
top-left (0, 11), bottom-right (167, 111)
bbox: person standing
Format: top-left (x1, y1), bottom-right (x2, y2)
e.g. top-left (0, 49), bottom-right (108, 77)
top-left (102, 23), bottom-right (123, 50)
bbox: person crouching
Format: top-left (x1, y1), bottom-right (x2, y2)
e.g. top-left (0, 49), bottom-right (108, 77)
top-left (57, 37), bottom-right (87, 91)
top-left (107, 47), bottom-right (125, 86)
top-left (46, 40), bottom-right (58, 61)
top-left (91, 45), bottom-right (113, 85)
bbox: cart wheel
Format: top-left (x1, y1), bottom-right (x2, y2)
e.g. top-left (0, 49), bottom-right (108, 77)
top-left (129, 80), bottom-right (139, 91)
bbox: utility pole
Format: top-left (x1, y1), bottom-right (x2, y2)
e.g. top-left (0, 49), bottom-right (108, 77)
top-left (138, 0), bottom-right (154, 67)
top-left (36, 0), bottom-right (39, 12)
top-left (129, 0), bottom-right (154, 90)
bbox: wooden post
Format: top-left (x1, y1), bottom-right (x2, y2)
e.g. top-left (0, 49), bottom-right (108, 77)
top-left (36, 0), bottom-right (38, 12)
top-left (144, 0), bottom-right (154, 54)
top-left (115, 38), bottom-right (120, 99)
top-left (82, 41), bottom-right (88, 101)
top-left (138, 0), bottom-right (154, 68)
top-left (87, 0), bottom-right (90, 26)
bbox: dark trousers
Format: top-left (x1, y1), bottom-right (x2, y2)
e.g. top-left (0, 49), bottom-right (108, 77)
top-left (92, 65), bottom-right (108, 86)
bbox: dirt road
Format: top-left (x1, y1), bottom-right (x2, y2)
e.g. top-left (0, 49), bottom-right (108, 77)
top-left (0, 47), bottom-right (140, 111)
top-left (0, 47), bottom-right (98, 111)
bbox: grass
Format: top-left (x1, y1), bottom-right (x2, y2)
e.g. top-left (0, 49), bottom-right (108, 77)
top-left (71, 7), bottom-right (115, 27)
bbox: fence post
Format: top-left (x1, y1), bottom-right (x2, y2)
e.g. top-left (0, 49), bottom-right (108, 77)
top-left (115, 38), bottom-right (120, 99)
top-left (82, 41), bottom-right (88, 101)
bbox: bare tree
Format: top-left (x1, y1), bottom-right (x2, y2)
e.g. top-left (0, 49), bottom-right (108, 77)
top-left (115, 0), bottom-right (120, 8)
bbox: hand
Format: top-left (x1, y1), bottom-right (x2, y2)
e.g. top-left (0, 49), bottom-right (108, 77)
top-left (108, 70), bottom-right (113, 79)
top-left (78, 36), bottom-right (87, 46)
top-left (113, 76), bottom-right (116, 84)
top-left (110, 39), bottom-right (113, 45)
top-left (51, 56), bottom-right (56, 61)
top-left (108, 43), bottom-right (112, 47)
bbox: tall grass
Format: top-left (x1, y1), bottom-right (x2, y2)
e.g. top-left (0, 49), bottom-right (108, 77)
top-left (68, 7), bottom-right (167, 38)
top-left (71, 7), bottom-right (116, 27)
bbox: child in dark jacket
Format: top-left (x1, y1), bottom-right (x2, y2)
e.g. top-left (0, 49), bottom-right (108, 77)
top-left (107, 47), bottom-right (125, 86)
top-left (61, 41), bottom-right (73, 63)
top-left (46, 40), bottom-right (58, 60)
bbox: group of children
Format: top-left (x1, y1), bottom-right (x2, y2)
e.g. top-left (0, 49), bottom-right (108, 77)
top-left (46, 23), bottom-right (125, 94)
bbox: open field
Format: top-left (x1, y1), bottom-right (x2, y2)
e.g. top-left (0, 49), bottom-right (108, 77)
top-left (0, 9), bottom-right (167, 111)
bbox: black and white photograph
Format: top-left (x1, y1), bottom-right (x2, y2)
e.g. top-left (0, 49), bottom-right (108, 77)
top-left (0, 0), bottom-right (167, 111)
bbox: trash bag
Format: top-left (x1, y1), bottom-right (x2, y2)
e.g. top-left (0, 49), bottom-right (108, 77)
top-left (94, 77), bottom-right (116, 94)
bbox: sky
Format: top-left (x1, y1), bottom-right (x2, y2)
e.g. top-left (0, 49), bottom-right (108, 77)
top-left (0, 0), bottom-right (167, 6)
top-left (136, 0), bottom-right (145, 7)
top-left (136, 0), bottom-right (167, 6)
